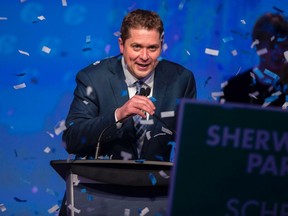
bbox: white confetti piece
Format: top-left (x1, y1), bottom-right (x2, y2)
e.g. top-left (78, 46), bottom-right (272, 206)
top-left (62, 0), bottom-right (67, 7)
top-left (13, 83), bottom-right (26, 89)
top-left (205, 48), bottom-right (219, 56)
top-left (211, 91), bottom-right (224, 100)
top-left (113, 31), bottom-right (121, 37)
top-left (46, 131), bottom-right (54, 138)
top-left (48, 204), bottom-right (59, 214)
top-left (249, 91), bottom-right (259, 99)
top-left (86, 86), bottom-right (93, 96)
top-left (240, 19), bottom-right (246, 24)
top-left (42, 46), bottom-right (51, 54)
top-left (284, 51), bottom-right (288, 62)
top-left (153, 132), bottom-right (166, 137)
top-left (159, 170), bottom-right (170, 179)
top-left (54, 120), bottom-right (66, 135)
top-left (282, 102), bottom-right (288, 109)
top-left (83, 100), bottom-right (89, 105)
top-left (0, 17), bottom-right (8, 20)
top-left (124, 208), bottom-right (131, 216)
top-left (68, 204), bottom-right (81, 214)
top-left (140, 119), bottom-right (154, 125)
top-left (186, 50), bottom-right (191, 55)
top-left (44, 146), bottom-right (51, 154)
top-left (146, 131), bottom-right (151, 140)
top-left (93, 60), bottom-right (100, 65)
top-left (86, 35), bottom-right (91, 43)
top-left (121, 151), bottom-right (132, 160)
top-left (160, 111), bottom-right (174, 118)
top-left (72, 174), bottom-right (80, 186)
top-left (231, 49), bottom-right (238, 56)
top-left (256, 48), bottom-right (268, 56)
top-left (37, 15), bottom-right (46, 21)
top-left (220, 81), bottom-right (228, 89)
top-left (0, 204), bottom-right (6, 212)
top-left (162, 127), bottom-right (173, 135)
top-left (250, 39), bottom-right (259, 48)
top-left (18, 49), bottom-right (30, 56)
top-left (162, 43), bottom-right (168, 52)
top-left (139, 207), bottom-right (149, 216)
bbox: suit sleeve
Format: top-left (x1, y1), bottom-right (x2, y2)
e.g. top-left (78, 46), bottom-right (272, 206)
top-left (62, 69), bottom-right (115, 157)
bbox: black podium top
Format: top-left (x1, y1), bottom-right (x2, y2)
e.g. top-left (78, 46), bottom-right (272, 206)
top-left (50, 159), bottom-right (173, 187)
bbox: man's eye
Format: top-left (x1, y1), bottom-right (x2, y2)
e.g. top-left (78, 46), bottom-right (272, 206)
top-left (132, 45), bottom-right (141, 50)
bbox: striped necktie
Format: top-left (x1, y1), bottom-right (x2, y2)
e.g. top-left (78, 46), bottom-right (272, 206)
top-left (133, 81), bottom-right (147, 158)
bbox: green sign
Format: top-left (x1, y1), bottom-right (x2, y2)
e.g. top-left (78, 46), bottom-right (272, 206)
top-left (168, 100), bottom-right (288, 216)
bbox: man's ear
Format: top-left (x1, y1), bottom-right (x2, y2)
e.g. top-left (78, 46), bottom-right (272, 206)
top-left (118, 38), bottom-right (124, 53)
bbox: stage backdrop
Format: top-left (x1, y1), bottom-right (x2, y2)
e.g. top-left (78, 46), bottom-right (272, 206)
top-left (0, 0), bottom-right (287, 215)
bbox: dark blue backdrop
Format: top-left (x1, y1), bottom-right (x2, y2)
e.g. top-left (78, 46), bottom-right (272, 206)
top-left (0, 0), bottom-right (287, 215)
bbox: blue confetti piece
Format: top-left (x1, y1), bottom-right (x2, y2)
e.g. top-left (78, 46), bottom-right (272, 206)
top-left (87, 195), bottom-right (94, 201)
top-left (149, 172), bottom-right (157, 185)
top-left (81, 188), bottom-right (87, 193)
top-left (135, 159), bottom-right (145, 163)
top-left (149, 97), bottom-right (157, 102)
top-left (157, 56), bottom-right (163, 61)
top-left (121, 90), bottom-right (128, 96)
top-left (168, 141), bottom-right (176, 162)
top-left (222, 36), bottom-right (234, 43)
top-left (264, 95), bottom-right (278, 103)
top-left (69, 122), bottom-right (74, 126)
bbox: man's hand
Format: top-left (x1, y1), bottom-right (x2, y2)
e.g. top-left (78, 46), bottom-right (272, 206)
top-left (116, 95), bottom-right (155, 121)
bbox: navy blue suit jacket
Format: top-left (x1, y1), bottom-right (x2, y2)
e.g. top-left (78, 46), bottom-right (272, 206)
top-left (62, 55), bottom-right (196, 161)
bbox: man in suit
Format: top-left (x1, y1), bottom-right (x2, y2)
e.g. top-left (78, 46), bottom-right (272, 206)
top-left (62, 9), bottom-right (196, 162)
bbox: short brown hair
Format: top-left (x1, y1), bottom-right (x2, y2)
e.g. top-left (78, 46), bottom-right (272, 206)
top-left (120, 9), bottom-right (164, 43)
top-left (252, 13), bottom-right (288, 43)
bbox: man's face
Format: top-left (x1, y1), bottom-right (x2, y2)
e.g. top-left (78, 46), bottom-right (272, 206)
top-left (258, 39), bottom-right (288, 75)
top-left (118, 28), bottom-right (162, 79)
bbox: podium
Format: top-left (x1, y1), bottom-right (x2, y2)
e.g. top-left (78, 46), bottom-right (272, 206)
top-left (50, 159), bottom-right (172, 216)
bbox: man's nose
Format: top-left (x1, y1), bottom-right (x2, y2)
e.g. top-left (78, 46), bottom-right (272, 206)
top-left (140, 49), bottom-right (149, 60)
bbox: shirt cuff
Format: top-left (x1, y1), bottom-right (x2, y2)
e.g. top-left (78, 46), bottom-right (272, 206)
top-left (114, 109), bottom-right (123, 129)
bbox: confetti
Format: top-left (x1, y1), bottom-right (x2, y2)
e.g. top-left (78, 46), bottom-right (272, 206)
top-left (93, 60), bottom-right (100, 65)
top-left (161, 127), bottom-right (173, 135)
top-left (211, 91), bottom-right (224, 100)
top-left (222, 36), bottom-right (234, 43)
top-left (113, 31), bottom-right (121, 37)
top-left (162, 43), bottom-right (168, 52)
top-left (124, 209), bottom-right (131, 216)
top-left (250, 39), bottom-right (259, 48)
top-left (148, 173), bottom-right (157, 185)
top-left (0, 17), bottom-right (8, 20)
top-left (139, 207), bottom-right (150, 216)
top-left (160, 111), bottom-right (174, 118)
top-left (68, 204), bottom-right (81, 214)
top-left (42, 46), bottom-right (51, 54)
top-left (256, 48), bottom-right (268, 56)
top-left (231, 49), bottom-right (238, 56)
top-left (240, 19), bottom-right (246, 24)
top-left (140, 119), bottom-right (154, 125)
top-left (146, 131), bottom-right (151, 140)
top-left (13, 83), bottom-right (26, 89)
top-left (0, 204), bottom-right (6, 212)
top-left (284, 51), bottom-right (288, 62)
top-left (44, 146), bottom-right (51, 153)
top-left (249, 91), bottom-right (259, 99)
top-left (46, 131), bottom-right (55, 138)
top-left (37, 15), bottom-right (46, 21)
top-left (86, 86), bottom-right (93, 96)
top-left (159, 170), bottom-right (170, 179)
top-left (220, 81), bottom-right (228, 89)
top-left (186, 50), bottom-right (191, 55)
top-left (86, 35), bottom-right (91, 44)
top-left (205, 48), bottom-right (219, 56)
top-left (14, 197), bottom-right (27, 202)
top-left (62, 0), bottom-right (67, 7)
top-left (18, 49), bottom-right (30, 56)
top-left (83, 100), bottom-right (89, 105)
top-left (48, 204), bottom-right (59, 214)
top-left (54, 120), bottom-right (66, 135)
top-left (121, 151), bottom-right (132, 160)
